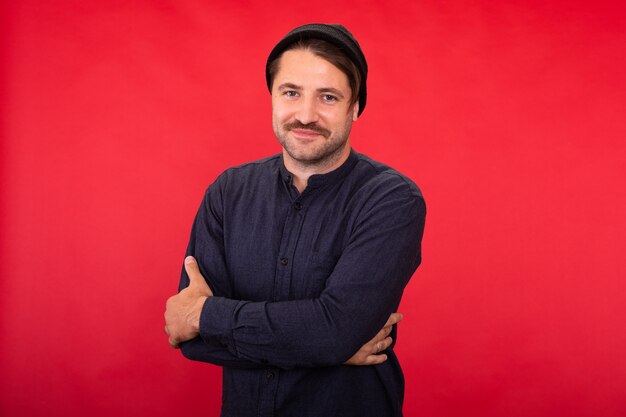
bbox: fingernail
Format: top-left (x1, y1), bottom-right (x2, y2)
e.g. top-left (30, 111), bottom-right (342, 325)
top-left (185, 256), bottom-right (195, 264)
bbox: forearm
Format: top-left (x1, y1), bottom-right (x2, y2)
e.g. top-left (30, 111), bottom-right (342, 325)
top-left (199, 296), bottom-right (397, 369)
top-left (182, 282), bottom-right (403, 370)
top-left (179, 337), bottom-right (266, 369)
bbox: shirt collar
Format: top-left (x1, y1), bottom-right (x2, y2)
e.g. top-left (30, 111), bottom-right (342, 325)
top-left (279, 149), bottom-right (358, 189)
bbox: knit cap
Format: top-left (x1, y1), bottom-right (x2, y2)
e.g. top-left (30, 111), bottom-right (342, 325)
top-left (266, 23), bottom-right (368, 116)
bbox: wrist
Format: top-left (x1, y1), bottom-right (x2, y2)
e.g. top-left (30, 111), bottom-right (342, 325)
top-left (189, 295), bottom-right (208, 333)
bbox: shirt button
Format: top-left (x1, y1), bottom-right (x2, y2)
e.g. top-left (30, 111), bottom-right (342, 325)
top-left (294, 202), bottom-right (303, 210)
top-left (266, 371), bottom-right (274, 380)
top-left (280, 257), bottom-right (288, 266)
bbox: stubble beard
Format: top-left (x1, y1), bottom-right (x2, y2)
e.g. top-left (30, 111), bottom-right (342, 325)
top-left (274, 120), bottom-right (353, 171)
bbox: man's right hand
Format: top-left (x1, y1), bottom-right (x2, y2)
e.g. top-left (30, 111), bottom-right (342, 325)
top-left (344, 312), bottom-right (403, 366)
top-left (164, 256), bottom-right (213, 348)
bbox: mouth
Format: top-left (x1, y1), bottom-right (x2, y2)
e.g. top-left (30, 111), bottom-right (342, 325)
top-left (290, 128), bottom-right (324, 139)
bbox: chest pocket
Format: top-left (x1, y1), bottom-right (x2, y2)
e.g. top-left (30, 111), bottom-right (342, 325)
top-left (291, 252), bottom-right (339, 299)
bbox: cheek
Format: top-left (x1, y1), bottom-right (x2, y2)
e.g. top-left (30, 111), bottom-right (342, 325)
top-left (318, 111), bottom-right (347, 129)
top-left (271, 102), bottom-right (292, 124)
top-left (272, 112), bottom-right (286, 131)
top-left (272, 109), bottom-right (289, 134)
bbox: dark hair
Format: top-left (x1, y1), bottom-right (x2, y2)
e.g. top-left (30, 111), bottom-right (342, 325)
top-left (267, 38), bottom-right (361, 108)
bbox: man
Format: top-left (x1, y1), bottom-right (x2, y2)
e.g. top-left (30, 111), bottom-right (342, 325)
top-left (164, 23), bottom-right (426, 417)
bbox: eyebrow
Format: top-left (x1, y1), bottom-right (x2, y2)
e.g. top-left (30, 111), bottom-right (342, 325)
top-left (277, 82), bottom-right (303, 91)
top-left (277, 83), bottom-right (346, 100)
top-left (318, 87), bottom-right (345, 99)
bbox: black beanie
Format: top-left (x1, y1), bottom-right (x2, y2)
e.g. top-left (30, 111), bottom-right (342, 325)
top-left (266, 23), bottom-right (368, 116)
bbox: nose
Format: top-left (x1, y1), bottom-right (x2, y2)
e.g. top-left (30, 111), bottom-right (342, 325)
top-left (294, 96), bottom-right (319, 125)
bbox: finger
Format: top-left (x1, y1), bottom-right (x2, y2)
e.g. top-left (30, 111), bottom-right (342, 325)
top-left (375, 323), bottom-right (394, 341)
top-left (184, 256), bottom-right (208, 288)
top-left (364, 353), bottom-right (388, 365)
top-left (371, 320), bottom-right (395, 343)
top-left (380, 336), bottom-right (393, 351)
top-left (382, 324), bottom-right (393, 338)
top-left (373, 336), bottom-right (393, 354)
top-left (168, 337), bottom-right (180, 349)
top-left (384, 312), bottom-right (403, 328)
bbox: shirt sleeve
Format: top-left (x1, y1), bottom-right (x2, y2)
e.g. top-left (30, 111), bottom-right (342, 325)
top-left (196, 174), bottom-right (426, 370)
top-left (177, 175), bottom-right (265, 369)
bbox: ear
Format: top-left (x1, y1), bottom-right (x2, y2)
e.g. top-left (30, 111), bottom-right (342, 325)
top-left (352, 101), bottom-right (359, 121)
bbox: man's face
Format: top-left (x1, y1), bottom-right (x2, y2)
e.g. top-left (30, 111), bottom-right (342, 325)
top-left (271, 48), bottom-right (358, 170)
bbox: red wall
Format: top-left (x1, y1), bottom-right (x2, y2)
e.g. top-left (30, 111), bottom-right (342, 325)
top-left (1, 1), bottom-right (625, 416)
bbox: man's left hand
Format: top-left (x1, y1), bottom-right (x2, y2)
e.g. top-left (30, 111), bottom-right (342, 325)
top-left (164, 256), bottom-right (213, 348)
top-left (344, 312), bottom-right (402, 366)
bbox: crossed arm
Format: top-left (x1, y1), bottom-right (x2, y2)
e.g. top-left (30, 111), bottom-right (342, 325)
top-left (164, 174), bottom-right (425, 369)
top-left (165, 256), bottom-right (402, 366)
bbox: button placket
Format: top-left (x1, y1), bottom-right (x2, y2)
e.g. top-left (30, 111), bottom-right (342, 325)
top-left (258, 368), bottom-right (279, 417)
top-left (274, 189), bottom-right (308, 301)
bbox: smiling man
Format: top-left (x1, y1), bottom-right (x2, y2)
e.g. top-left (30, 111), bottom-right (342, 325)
top-left (164, 24), bottom-right (426, 417)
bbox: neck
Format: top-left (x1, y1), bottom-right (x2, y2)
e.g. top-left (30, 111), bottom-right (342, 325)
top-left (284, 143), bottom-right (351, 193)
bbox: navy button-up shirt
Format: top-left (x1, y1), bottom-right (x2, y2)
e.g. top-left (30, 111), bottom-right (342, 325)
top-left (179, 150), bottom-right (426, 417)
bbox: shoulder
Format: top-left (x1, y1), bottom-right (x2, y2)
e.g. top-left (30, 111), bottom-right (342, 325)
top-left (208, 154), bottom-right (281, 190)
top-left (351, 152), bottom-right (424, 202)
top-left (220, 154), bottom-right (281, 180)
top-left (344, 153), bottom-right (426, 241)
top-left (199, 154), bottom-right (281, 208)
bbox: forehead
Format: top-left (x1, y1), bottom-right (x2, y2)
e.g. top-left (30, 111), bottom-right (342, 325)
top-left (273, 49), bottom-right (350, 92)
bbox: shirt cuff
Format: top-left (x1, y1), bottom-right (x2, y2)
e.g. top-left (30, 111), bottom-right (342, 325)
top-left (199, 296), bottom-right (240, 356)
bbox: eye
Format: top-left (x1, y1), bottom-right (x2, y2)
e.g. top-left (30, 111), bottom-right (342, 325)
top-left (321, 94), bottom-right (338, 103)
top-left (284, 90), bottom-right (299, 98)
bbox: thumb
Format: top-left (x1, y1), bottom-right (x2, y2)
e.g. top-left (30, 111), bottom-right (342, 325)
top-left (184, 256), bottom-right (207, 288)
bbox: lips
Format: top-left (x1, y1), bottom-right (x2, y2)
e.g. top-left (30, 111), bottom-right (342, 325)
top-left (290, 128), bottom-right (324, 138)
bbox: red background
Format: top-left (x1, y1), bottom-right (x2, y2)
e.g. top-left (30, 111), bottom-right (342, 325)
top-left (1, 1), bottom-right (625, 416)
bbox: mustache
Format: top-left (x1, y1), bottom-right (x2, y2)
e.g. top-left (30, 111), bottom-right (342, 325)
top-left (284, 121), bottom-right (331, 137)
